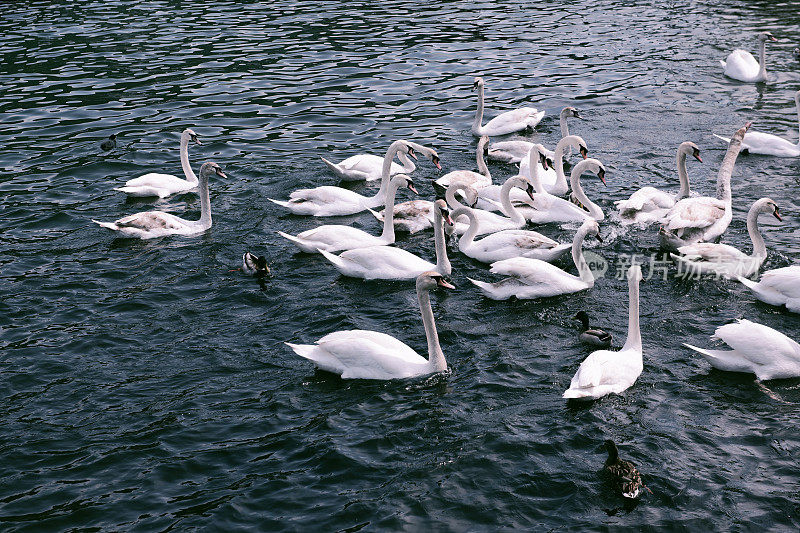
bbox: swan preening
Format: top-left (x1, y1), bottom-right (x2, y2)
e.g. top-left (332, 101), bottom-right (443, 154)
top-left (616, 141), bottom-right (702, 226)
top-left (278, 174), bottom-right (417, 253)
top-left (713, 90), bottom-right (800, 157)
top-left (671, 198), bottom-right (782, 278)
top-left (286, 271), bottom-right (453, 380)
top-left (684, 319), bottom-right (800, 380)
top-left (563, 264), bottom-right (643, 400)
top-left (319, 200), bottom-right (454, 280)
top-left (467, 219), bottom-right (600, 300)
top-left (114, 128), bottom-right (201, 197)
top-left (94, 162), bottom-right (226, 239)
top-left (471, 77), bottom-right (544, 137)
top-left (659, 123), bottom-right (750, 251)
top-left (720, 31), bottom-right (776, 83)
top-left (737, 266), bottom-right (800, 313)
top-left (488, 106), bottom-right (581, 163)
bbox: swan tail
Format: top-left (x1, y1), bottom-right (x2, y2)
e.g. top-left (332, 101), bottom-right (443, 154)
top-left (719, 60), bottom-right (727, 68)
top-left (93, 219), bottom-right (119, 231)
top-left (318, 249), bottom-right (348, 272)
top-left (713, 134), bottom-right (731, 145)
top-left (277, 231), bottom-right (316, 252)
top-left (268, 198), bottom-right (291, 208)
top-left (530, 109), bottom-right (545, 126)
top-left (467, 277), bottom-right (508, 300)
top-left (735, 275), bottom-right (759, 291)
top-left (683, 343), bottom-right (752, 373)
top-left (286, 342), bottom-right (344, 374)
top-left (320, 157), bottom-right (345, 178)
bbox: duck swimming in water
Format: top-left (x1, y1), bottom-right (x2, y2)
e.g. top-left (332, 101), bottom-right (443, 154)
top-left (243, 252), bottom-right (270, 277)
top-left (604, 440), bottom-right (647, 499)
top-left (574, 311), bottom-right (612, 347)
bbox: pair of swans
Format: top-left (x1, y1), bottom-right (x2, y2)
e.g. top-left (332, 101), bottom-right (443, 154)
top-left (287, 271), bottom-right (452, 380)
top-left (115, 129), bottom-right (201, 198)
top-left (467, 219), bottom-right (600, 300)
top-left (713, 90), bottom-right (800, 157)
top-left (671, 198), bottom-right (782, 278)
top-left (319, 200), bottom-right (453, 281)
top-left (685, 319), bottom-right (800, 380)
top-left (659, 123), bottom-right (750, 251)
top-left (721, 31), bottom-right (776, 83)
top-left (471, 77), bottom-right (544, 137)
top-left (737, 265), bottom-right (800, 313)
top-left (94, 162), bottom-right (226, 239)
top-left (269, 141), bottom-right (439, 216)
top-left (615, 141), bottom-right (702, 225)
top-left (488, 106), bottom-right (582, 164)
top-left (518, 135), bottom-right (590, 196)
top-left (278, 174), bottom-right (417, 253)
top-left (563, 265), bottom-right (643, 400)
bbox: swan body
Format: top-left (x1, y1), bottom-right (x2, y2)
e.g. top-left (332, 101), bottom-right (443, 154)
top-left (286, 272), bottom-right (453, 380)
top-left (720, 32), bottom-right (776, 83)
top-left (713, 90), bottom-right (800, 157)
top-left (604, 440), bottom-right (645, 500)
top-left (659, 123), bottom-right (750, 251)
top-left (684, 319), bottom-right (800, 380)
top-left (575, 311), bottom-right (612, 347)
top-left (269, 141), bottom-right (416, 216)
top-left (488, 106), bottom-right (580, 163)
top-left (671, 198), bottom-right (781, 278)
top-left (278, 175), bottom-right (417, 253)
top-left (321, 149), bottom-right (417, 182)
top-left (467, 219), bottom-right (600, 300)
top-left (563, 265), bottom-right (643, 400)
top-left (94, 162), bottom-right (225, 239)
top-left (114, 129), bottom-right (201, 197)
top-left (616, 141), bottom-right (701, 225)
top-left (471, 77), bottom-right (544, 136)
top-left (519, 135), bottom-right (589, 196)
top-left (736, 266), bottom-right (800, 313)
top-left (319, 200), bottom-right (453, 280)
top-left (243, 252), bottom-right (270, 277)
top-left (434, 136), bottom-right (492, 191)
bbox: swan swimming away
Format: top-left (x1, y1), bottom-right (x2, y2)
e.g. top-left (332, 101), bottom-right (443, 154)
top-left (736, 265), bottom-right (800, 313)
top-left (319, 200), bottom-right (454, 280)
top-left (471, 77), bottom-right (544, 137)
top-left (94, 162), bottom-right (226, 239)
top-left (684, 319), bottom-right (800, 380)
top-left (488, 106), bottom-right (581, 163)
top-left (114, 128), bottom-right (201, 198)
top-left (563, 264), bottom-right (643, 400)
top-left (713, 90), bottom-right (800, 157)
top-left (671, 198), bottom-right (782, 279)
top-left (720, 31), bottom-right (776, 83)
top-left (616, 141), bottom-right (701, 226)
top-left (277, 174), bottom-right (417, 253)
top-left (286, 271), bottom-right (453, 380)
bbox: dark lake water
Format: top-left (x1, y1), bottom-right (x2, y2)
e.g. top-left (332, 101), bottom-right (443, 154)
top-left (2, 0), bottom-right (800, 530)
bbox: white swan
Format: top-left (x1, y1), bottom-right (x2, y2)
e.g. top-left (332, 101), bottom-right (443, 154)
top-left (277, 174), bottom-right (417, 253)
top-left (320, 147), bottom-right (417, 182)
top-left (659, 123), bottom-right (750, 251)
top-left (451, 177), bottom-right (536, 236)
top-left (616, 142), bottom-right (702, 225)
top-left (114, 129), bottom-right (201, 197)
top-left (467, 218), bottom-right (600, 300)
top-left (713, 90), bottom-right (800, 157)
top-left (471, 144), bottom-right (553, 211)
top-left (720, 31), bottom-right (776, 83)
top-left (563, 265), bottom-right (643, 400)
top-left (269, 141), bottom-right (415, 216)
top-left (434, 136), bottom-right (492, 191)
top-left (671, 198), bottom-right (782, 278)
top-left (519, 135), bottom-right (589, 196)
top-left (286, 271), bottom-right (453, 380)
top-left (737, 266), bottom-right (800, 313)
top-left (684, 319), bottom-right (800, 380)
top-left (488, 106), bottom-right (581, 163)
top-left (471, 77), bottom-right (544, 137)
top-left (319, 200), bottom-right (453, 280)
top-left (94, 162), bottom-right (225, 239)
top-left (370, 180), bottom-right (475, 234)
top-left (516, 152), bottom-right (606, 224)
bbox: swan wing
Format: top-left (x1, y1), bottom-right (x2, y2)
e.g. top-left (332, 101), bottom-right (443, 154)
top-left (737, 131), bottom-right (800, 157)
top-left (675, 243), bottom-right (745, 264)
top-left (123, 172), bottom-right (182, 188)
top-left (115, 211), bottom-right (188, 231)
top-left (487, 140), bottom-right (535, 163)
top-left (616, 187), bottom-right (675, 213)
top-left (489, 256), bottom-right (587, 292)
top-left (714, 320), bottom-right (800, 365)
top-left (321, 246), bottom-right (433, 279)
top-left (289, 225), bottom-right (383, 252)
top-left (758, 266), bottom-right (800, 298)
top-left (483, 107), bottom-right (545, 135)
top-left (663, 197), bottom-right (724, 230)
top-left (436, 171), bottom-right (491, 189)
top-left (723, 49), bottom-right (761, 81)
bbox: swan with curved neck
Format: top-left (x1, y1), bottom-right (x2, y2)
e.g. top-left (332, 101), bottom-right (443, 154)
top-left (720, 31), bottom-right (776, 83)
top-left (286, 271), bottom-right (453, 380)
top-left (114, 128), bottom-right (201, 197)
top-left (471, 77), bottom-right (544, 137)
top-left (269, 140), bottom-right (417, 216)
top-left (277, 174), bottom-right (418, 253)
top-left (671, 198), bottom-right (782, 278)
top-left (466, 218), bottom-right (600, 299)
top-left (659, 123), bottom-right (750, 251)
top-left (319, 200), bottom-right (454, 280)
top-left (487, 107), bottom-right (581, 163)
top-left (713, 90), bottom-right (800, 157)
top-left (434, 136), bottom-right (492, 191)
top-left (563, 264), bottom-right (643, 400)
top-left (95, 162), bottom-right (225, 238)
top-left (519, 135), bottom-right (589, 196)
top-left (449, 177), bottom-right (535, 236)
top-left (616, 141), bottom-right (702, 225)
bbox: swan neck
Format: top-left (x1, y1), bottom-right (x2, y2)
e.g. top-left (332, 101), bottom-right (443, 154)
top-left (476, 139), bottom-right (490, 177)
top-left (379, 179), bottom-right (400, 242)
top-left (418, 287), bottom-right (446, 373)
top-left (622, 275), bottom-right (642, 351)
top-left (747, 206), bottom-right (767, 257)
top-left (529, 149), bottom-right (545, 194)
top-left (716, 133), bottom-right (744, 203)
top-left (553, 138), bottom-right (571, 191)
top-left (453, 208), bottom-right (479, 249)
top-left (570, 166), bottom-right (603, 220)
top-left (433, 208), bottom-right (451, 275)
top-left (759, 39), bottom-right (767, 77)
top-left (180, 135), bottom-right (198, 184)
top-left (472, 84), bottom-right (485, 133)
top-left (198, 173), bottom-right (212, 227)
top-left (397, 151), bottom-right (416, 173)
top-left (445, 185), bottom-right (466, 210)
top-left (499, 178), bottom-right (525, 225)
top-left (559, 110), bottom-right (572, 158)
top-left (676, 149), bottom-right (690, 199)
top-left (374, 142), bottom-right (402, 202)
top-left (572, 226), bottom-right (594, 285)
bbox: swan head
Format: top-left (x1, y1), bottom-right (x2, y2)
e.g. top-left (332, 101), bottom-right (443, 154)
top-left (472, 77), bottom-right (484, 91)
top-left (434, 199), bottom-right (454, 226)
top-left (561, 106), bottom-right (581, 119)
top-left (627, 264), bottom-right (643, 283)
top-left (199, 161), bottom-right (227, 179)
top-left (478, 135), bottom-right (490, 152)
top-left (574, 158), bottom-right (606, 185)
top-left (580, 218), bottom-right (602, 242)
top-left (405, 141), bottom-right (441, 170)
top-left (531, 144), bottom-right (552, 170)
top-left (755, 198), bottom-right (782, 221)
top-left (679, 141), bottom-right (702, 163)
top-left (757, 31), bottom-right (776, 42)
top-left (392, 174), bottom-right (418, 195)
top-left (183, 128), bottom-right (201, 145)
top-left (417, 271), bottom-right (455, 291)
